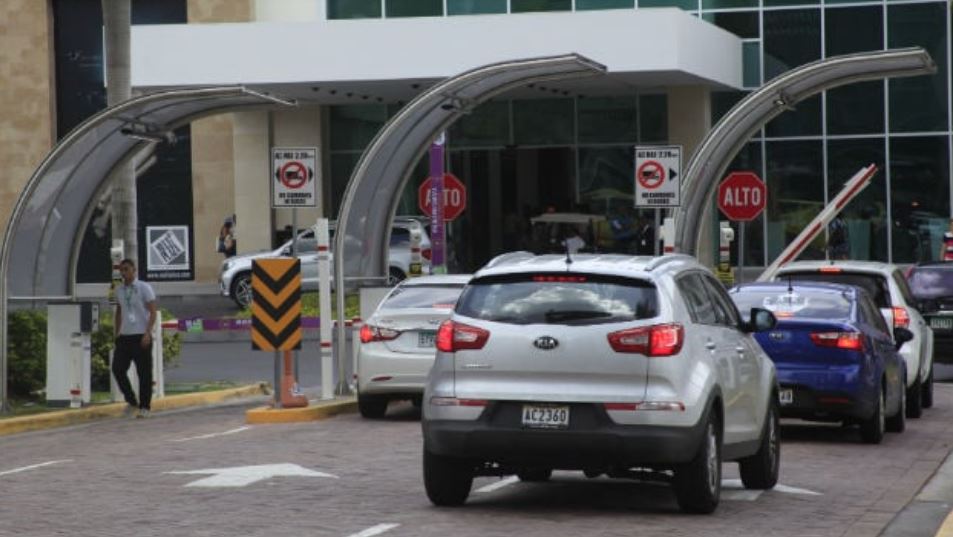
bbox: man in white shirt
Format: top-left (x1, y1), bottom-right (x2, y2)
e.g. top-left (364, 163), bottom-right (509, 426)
top-left (113, 259), bottom-right (157, 418)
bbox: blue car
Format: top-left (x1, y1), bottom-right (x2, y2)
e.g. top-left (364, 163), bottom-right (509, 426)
top-left (729, 282), bottom-right (912, 444)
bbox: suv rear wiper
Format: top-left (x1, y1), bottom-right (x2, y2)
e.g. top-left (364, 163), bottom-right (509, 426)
top-left (544, 310), bottom-right (612, 323)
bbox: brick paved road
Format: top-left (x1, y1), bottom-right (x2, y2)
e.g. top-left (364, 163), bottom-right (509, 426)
top-left (2, 387), bottom-right (953, 537)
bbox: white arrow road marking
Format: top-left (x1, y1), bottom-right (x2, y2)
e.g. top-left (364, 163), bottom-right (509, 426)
top-left (165, 463), bottom-right (338, 487)
top-left (0, 459), bottom-right (72, 477)
top-left (345, 524), bottom-right (400, 537)
top-left (475, 476), bottom-right (519, 494)
top-left (169, 426), bottom-right (251, 443)
top-left (722, 478), bottom-right (821, 500)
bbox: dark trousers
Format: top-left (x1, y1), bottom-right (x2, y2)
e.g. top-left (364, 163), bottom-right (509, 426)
top-left (112, 335), bottom-right (153, 410)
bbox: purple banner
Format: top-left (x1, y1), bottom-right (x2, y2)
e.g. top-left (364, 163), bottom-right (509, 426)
top-left (429, 133), bottom-right (446, 272)
top-left (175, 317), bottom-right (322, 332)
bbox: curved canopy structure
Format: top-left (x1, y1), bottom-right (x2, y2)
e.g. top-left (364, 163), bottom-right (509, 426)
top-left (332, 53), bottom-right (606, 391)
top-left (674, 47), bottom-right (936, 257)
top-left (0, 86), bottom-right (294, 407)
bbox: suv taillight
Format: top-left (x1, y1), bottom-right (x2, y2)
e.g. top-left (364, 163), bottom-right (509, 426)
top-left (892, 306), bottom-right (910, 329)
top-left (421, 248), bottom-right (432, 261)
top-left (810, 331), bottom-right (864, 351)
top-left (607, 323), bottom-right (684, 357)
top-left (436, 320), bottom-right (490, 352)
top-left (359, 324), bottom-right (400, 343)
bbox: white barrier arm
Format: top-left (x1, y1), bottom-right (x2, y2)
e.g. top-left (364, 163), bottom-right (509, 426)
top-left (757, 164), bottom-right (878, 282)
top-left (317, 218), bottom-right (334, 400)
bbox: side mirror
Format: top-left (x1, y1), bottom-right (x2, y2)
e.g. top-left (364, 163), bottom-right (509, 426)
top-left (747, 307), bottom-right (777, 332)
top-left (893, 327), bottom-right (914, 350)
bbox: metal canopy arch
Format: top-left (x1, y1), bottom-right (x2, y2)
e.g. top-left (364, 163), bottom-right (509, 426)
top-left (0, 86), bottom-right (295, 408)
top-left (674, 47), bottom-right (936, 258)
top-left (333, 54), bottom-right (606, 391)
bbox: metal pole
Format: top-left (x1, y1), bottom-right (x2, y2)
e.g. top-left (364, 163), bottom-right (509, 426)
top-left (654, 209), bottom-right (661, 256)
top-left (738, 222), bottom-right (745, 285)
top-left (429, 133), bottom-right (446, 275)
top-left (291, 209), bottom-right (299, 382)
top-left (273, 351), bottom-right (280, 407)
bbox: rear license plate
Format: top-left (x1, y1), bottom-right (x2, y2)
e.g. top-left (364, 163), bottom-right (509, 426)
top-left (521, 405), bottom-right (570, 429)
top-left (930, 317), bottom-right (953, 330)
top-left (418, 331), bottom-right (436, 348)
top-left (779, 389), bottom-right (794, 406)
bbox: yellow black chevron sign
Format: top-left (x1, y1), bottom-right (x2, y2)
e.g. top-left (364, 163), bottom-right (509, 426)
top-left (251, 258), bottom-right (302, 351)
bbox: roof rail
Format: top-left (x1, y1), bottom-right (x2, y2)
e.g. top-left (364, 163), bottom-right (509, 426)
top-left (644, 254), bottom-right (696, 272)
top-left (484, 251), bottom-right (536, 269)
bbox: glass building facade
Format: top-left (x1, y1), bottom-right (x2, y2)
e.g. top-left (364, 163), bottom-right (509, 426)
top-left (326, 0), bottom-right (953, 271)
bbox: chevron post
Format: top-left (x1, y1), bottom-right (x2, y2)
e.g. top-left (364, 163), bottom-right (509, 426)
top-left (251, 258), bottom-right (302, 351)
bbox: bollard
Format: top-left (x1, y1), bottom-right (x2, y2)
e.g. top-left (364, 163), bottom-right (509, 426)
top-left (717, 221), bottom-right (735, 286)
top-left (279, 350), bottom-right (308, 408)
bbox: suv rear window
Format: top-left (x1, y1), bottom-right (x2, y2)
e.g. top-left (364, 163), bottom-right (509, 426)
top-left (382, 284), bottom-right (464, 309)
top-left (907, 267), bottom-right (953, 299)
top-left (779, 271), bottom-right (891, 308)
top-left (456, 273), bottom-right (658, 325)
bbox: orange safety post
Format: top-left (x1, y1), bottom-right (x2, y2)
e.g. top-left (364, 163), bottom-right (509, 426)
top-left (279, 350), bottom-right (308, 408)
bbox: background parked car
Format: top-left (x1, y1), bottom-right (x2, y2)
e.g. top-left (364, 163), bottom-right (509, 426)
top-left (906, 262), bottom-right (953, 369)
top-left (730, 282), bottom-right (911, 444)
top-left (219, 217), bottom-right (432, 308)
top-left (774, 261), bottom-right (934, 417)
top-left (356, 274), bottom-right (471, 418)
top-left (422, 253), bottom-right (780, 514)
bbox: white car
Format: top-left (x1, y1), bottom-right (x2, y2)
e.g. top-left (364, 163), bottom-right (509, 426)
top-left (219, 218), bottom-right (432, 308)
top-left (356, 274), bottom-right (471, 418)
top-left (774, 261), bottom-right (934, 418)
top-left (422, 253), bottom-right (780, 513)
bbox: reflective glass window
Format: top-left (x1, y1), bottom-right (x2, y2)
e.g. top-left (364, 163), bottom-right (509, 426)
top-left (766, 95), bottom-right (821, 138)
top-left (327, 0), bottom-right (381, 19)
top-left (764, 10), bottom-right (821, 136)
top-left (639, 0), bottom-right (696, 9)
top-left (743, 42), bottom-right (761, 88)
top-left (447, 0), bottom-right (507, 14)
top-left (827, 138), bottom-right (888, 262)
top-left (577, 0), bottom-right (633, 9)
top-left (330, 152), bottom-right (362, 211)
top-left (513, 98), bottom-right (574, 146)
top-left (578, 97), bottom-right (638, 144)
top-left (386, 0), bottom-right (442, 16)
top-left (578, 146), bottom-right (634, 213)
top-left (888, 3), bottom-right (948, 133)
top-left (826, 6), bottom-right (884, 135)
top-left (711, 91), bottom-right (746, 125)
top-left (329, 105), bottom-right (389, 151)
top-left (765, 141), bottom-right (825, 263)
top-left (764, 0), bottom-right (816, 7)
top-left (511, 0), bottom-right (571, 12)
top-left (703, 0), bottom-right (756, 10)
top-left (890, 136), bottom-right (950, 263)
top-left (701, 11), bottom-right (758, 38)
top-left (448, 100), bottom-right (510, 147)
top-left (638, 94), bottom-right (668, 143)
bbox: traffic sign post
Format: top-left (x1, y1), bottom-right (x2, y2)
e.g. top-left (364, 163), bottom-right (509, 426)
top-left (718, 171), bottom-right (767, 284)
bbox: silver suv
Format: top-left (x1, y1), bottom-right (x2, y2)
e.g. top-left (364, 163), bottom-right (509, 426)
top-left (774, 261), bottom-right (934, 418)
top-left (219, 218), bottom-right (432, 308)
top-left (422, 253), bottom-right (780, 513)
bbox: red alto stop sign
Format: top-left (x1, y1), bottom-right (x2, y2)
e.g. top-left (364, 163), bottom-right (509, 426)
top-left (418, 173), bottom-right (467, 221)
top-left (718, 171), bottom-right (766, 221)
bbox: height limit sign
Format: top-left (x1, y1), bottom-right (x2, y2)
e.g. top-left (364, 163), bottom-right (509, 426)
top-left (272, 147), bottom-right (317, 208)
top-left (635, 145), bottom-right (681, 208)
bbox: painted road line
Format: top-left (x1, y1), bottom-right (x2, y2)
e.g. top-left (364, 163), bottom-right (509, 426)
top-left (722, 478), bottom-right (821, 497)
top-left (166, 463), bottom-right (338, 487)
top-left (0, 459), bottom-right (73, 477)
top-left (345, 523), bottom-right (400, 537)
top-left (170, 426), bottom-right (252, 443)
top-left (475, 475), bottom-right (519, 494)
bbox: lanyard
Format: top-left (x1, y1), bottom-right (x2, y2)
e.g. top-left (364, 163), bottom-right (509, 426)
top-left (122, 284), bottom-right (136, 310)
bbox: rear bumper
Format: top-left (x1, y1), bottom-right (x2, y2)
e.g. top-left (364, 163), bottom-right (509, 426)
top-left (422, 401), bottom-right (707, 468)
top-left (777, 366), bottom-right (872, 420)
top-left (357, 347), bottom-right (434, 396)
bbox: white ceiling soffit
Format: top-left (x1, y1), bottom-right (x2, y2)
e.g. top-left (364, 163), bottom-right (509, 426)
top-left (131, 8), bottom-right (744, 97)
top-left (1, 86), bottom-right (294, 300)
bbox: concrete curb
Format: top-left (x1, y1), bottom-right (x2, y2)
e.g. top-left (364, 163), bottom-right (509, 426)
top-left (0, 384), bottom-right (268, 437)
top-left (245, 397), bottom-right (357, 424)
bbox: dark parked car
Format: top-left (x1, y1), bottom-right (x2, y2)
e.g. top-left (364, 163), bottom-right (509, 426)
top-left (730, 282), bottom-right (912, 444)
top-left (907, 262), bottom-right (953, 365)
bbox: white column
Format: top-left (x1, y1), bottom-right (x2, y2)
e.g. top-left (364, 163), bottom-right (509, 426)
top-left (233, 111), bottom-right (273, 253)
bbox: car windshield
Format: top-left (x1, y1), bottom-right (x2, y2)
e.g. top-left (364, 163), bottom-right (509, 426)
top-left (778, 271), bottom-right (890, 308)
top-left (382, 284), bottom-right (465, 309)
top-left (908, 267), bottom-right (953, 299)
top-left (456, 273), bottom-right (658, 325)
top-left (731, 288), bottom-right (852, 320)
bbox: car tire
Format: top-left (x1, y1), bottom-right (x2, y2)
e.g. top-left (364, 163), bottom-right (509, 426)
top-left (423, 449), bottom-right (473, 507)
top-left (906, 375), bottom-right (923, 419)
top-left (922, 367), bottom-right (934, 409)
top-left (387, 267), bottom-right (406, 286)
top-left (517, 468), bottom-right (553, 482)
top-left (673, 411), bottom-right (721, 514)
top-left (231, 273), bottom-right (253, 309)
top-left (860, 385), bottom-right (885, 444)
top-left (739, 396), bottom-right (780, 490)
top-left (886, 374), bottom-right (906, 433)
top-left (357, 393), bottom-right (388, 419)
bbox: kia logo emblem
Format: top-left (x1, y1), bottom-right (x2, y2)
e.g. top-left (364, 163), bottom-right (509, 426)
top-left (533, 336), bottom-right (559, 350)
